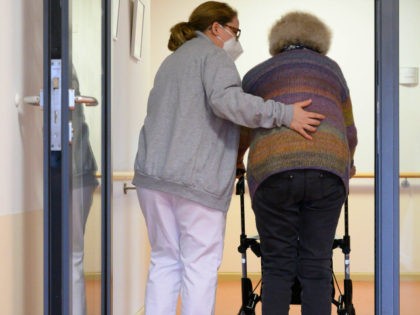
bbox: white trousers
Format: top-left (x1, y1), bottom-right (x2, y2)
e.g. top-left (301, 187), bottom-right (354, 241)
top-left (72, 185), bottom-right (96, 315)
top-left (137, 188), bottom-right (227, 315)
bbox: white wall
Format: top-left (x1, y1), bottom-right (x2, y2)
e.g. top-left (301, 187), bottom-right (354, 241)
top-left (151, 0), bottom-right (375, 171)
top-left (0, 0), bottom-right (44, 314)
top-left (112, 0), bottom-right (150, 172)
top-left (112, 0), bottom-right (151, 314)
top-left (399, 0), bottom-right (420, 272)
top-left (0, 0), bottom-right (44, 215)
top-left (72, 0), bottom-right (102, 168)
top-left (400, 0), bottom-right (420, 171)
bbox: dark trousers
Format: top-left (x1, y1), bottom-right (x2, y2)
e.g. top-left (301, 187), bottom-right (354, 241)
top-left (252, 169), bottom-right (346, 315)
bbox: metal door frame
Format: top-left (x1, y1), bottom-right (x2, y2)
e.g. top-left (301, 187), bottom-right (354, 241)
top-left (43, 0), bottom-right (112, 314)
top-left (101, 0), bottom-right (112, 314)
top-left (375, 0), bottom-right (400, 314)
top-left (43, 0), bottom-right (72, 314)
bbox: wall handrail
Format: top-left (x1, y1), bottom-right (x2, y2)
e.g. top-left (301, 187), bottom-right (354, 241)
top-left (93, 172), bottom-right (420, 194)
top-left (354, 172), bottom-right (420, 179)
top-left (102, 172), bottom-right (420, 180)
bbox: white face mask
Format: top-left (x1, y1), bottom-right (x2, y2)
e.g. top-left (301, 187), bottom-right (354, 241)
top-left (222, 37), bottom-right (243, 61)
top-left (217, 25), bottom-right (243, 61)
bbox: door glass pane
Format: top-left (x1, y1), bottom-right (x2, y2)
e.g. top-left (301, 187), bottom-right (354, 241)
top-left (399, 1), bottom-right (420, 313)
top-left (71, 0), bottom-right (102, 313)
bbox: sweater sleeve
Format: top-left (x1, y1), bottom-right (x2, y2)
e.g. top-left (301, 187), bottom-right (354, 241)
top-left (236, 126), bottom-right (252, 172)
top-left (336, 63), bottom-right (358, 174)
top-left (342, 96), bottom-right (358, 172)
top-left (202, 49), bottom-right (293, 128)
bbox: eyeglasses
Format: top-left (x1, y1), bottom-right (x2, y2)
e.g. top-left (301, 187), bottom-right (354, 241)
top-left (224, 24), bottom-right (241, 40)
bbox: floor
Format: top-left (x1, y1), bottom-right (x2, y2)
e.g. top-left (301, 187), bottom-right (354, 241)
top-left (213, 277), bottom-right (366, 315)
top-left (213, 277), bottom-right (419, 315)
top-left (86, 277), bottom-right (420, 314)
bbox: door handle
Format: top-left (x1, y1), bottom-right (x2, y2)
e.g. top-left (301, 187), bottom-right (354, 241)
top-left (23, 90), bottom-right (98, 108)
top-left (23, 91), bottom-right (98, 148)
top-left (23, 90), bottom-right (43, 107)
top-left (74, 95), bottom-right (98, 106)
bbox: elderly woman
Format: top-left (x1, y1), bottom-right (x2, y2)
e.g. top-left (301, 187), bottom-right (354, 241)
top-left (237, 12), bottom-right (358, 315)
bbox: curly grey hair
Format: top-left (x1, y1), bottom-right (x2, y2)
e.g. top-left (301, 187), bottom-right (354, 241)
top-left (269, 11), bottom-right (332, 56)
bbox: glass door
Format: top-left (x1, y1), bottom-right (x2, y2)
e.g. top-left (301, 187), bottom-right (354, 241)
top-left (43, 0), bottom-right (111, 314)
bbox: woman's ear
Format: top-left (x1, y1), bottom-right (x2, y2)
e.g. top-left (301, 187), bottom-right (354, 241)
top-left (209, 22), bottom-right (221, 36)
top-left (205, 22), bottom-right (224, 48)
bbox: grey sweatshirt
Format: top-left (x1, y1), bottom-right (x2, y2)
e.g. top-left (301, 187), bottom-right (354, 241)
top-left (133, 32), bottom-right (293, 212)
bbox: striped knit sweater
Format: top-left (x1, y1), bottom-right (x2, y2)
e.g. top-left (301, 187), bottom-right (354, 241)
top-left (238, 48), bottom-right (357, 198)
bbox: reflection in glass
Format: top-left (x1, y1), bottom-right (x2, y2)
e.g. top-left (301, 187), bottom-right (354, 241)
top-left (71, 68), bottom-right (99, 315)
top-left (71, 0), bottom-right (102, 313)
